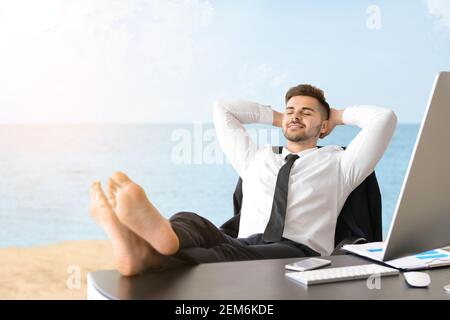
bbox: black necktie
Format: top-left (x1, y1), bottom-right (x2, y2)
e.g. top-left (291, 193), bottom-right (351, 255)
top-left (263, 153), bottom-right (299, 242)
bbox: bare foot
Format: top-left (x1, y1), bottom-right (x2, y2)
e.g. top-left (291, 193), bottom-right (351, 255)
top-left (90, 181), bottom-right (161, 276)
top-left (108, 172), bottom-right (180, 256)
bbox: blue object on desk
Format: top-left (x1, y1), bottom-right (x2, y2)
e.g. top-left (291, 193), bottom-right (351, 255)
top-left (416, 254), bottom-right (449, 260)
top-left (417, 250), bottom-right (439, 256)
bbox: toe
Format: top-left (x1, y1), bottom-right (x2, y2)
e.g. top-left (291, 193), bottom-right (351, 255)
top-left (108, 178), bottom-right (118, 193)
top-left (97, 184), bottom-right (111, 208)
top-left (111, 171), bottom-right (133, 187)
top-left (108, 188), bottom-right (117, 208)
top-left (108, 185), bottom-right (116, 198)
top-left (93, 181), bottom-right (100, 191)
top-left (107, 179), bottom-right (118, 207)
top-left (91, 181), bottom-right (100, 199)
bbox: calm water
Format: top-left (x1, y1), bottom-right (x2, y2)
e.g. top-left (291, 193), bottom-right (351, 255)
top-left (0, 123), bottom-right (419, 247)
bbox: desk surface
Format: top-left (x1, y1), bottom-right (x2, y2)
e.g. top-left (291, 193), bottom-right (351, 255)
top-left (88, 254), bottom-right (450, 300)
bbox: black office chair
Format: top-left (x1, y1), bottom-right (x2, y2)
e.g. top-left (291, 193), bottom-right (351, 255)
top-left (220, 146), bottom-right (383, 256)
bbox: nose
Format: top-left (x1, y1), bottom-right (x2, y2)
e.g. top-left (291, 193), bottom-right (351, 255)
top-left (291, 113), bottom-right (302, 122)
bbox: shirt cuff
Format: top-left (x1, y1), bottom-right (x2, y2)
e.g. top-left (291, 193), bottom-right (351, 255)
top-left (342, 106), bottom-right (358, 126)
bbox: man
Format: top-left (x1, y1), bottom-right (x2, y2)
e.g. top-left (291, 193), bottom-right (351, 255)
top-left (90, 84), bottom-right (397, 276)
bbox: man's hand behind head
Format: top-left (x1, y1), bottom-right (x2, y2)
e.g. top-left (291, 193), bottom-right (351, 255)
top-left (319, 108), bottom-right (344, 139)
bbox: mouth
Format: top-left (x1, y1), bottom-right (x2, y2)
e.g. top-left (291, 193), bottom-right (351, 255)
top-left (287, 123), bottom-right (305, 129)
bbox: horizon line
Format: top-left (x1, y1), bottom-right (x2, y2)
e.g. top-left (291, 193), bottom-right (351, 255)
top-left (0, 121), bottom-right (421, 125)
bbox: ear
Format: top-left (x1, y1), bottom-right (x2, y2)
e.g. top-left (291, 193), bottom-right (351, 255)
top-left (320, 120), bottom-right (329, 134)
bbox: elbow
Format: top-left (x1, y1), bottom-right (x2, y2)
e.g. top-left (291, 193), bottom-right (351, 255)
top-left (380, 109), bottom-right (398, 136)
top-left (385, 109), bottom-right (398, 129)
top-left (212, 99), bottom-right (231, 126)
top-left (212, 99), bottom-right (226, 116)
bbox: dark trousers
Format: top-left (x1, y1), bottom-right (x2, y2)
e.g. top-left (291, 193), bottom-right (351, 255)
top-left (159, 211), bottom-right (320, 268)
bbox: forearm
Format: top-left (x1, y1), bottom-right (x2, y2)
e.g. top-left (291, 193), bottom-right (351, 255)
top-left (213, 99), bottom-right (273, 126)
top-left (340, 105), bottom-right (397, 187)
top-left (212, 99), bottom-right (273, 177)
top-left (342, 105), bottom-right (395, 128)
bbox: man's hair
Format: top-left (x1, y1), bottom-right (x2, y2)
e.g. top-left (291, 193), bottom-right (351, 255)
top-left (285, 84), bottom-right (330, 119)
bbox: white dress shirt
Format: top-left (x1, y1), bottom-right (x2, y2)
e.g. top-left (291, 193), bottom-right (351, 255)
top-left (213, 99), bottom-right (397, 256)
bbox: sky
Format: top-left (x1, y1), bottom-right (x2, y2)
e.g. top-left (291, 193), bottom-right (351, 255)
top-left (0, 0), bottom-right (449, 124)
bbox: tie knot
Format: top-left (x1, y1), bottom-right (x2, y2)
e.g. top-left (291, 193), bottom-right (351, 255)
top-left (285, 154), bottom-right (299, 162)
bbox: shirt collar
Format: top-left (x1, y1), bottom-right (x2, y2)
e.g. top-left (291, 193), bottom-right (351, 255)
top-left (281, 146), bottom-right (318, 159)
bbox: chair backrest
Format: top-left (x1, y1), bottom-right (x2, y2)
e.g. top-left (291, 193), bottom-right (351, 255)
top-left (219, 146), bottom-right (383, 248)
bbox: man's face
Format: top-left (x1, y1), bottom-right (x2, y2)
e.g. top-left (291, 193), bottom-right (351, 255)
top-left (282, 95), bottom-right (327, 143)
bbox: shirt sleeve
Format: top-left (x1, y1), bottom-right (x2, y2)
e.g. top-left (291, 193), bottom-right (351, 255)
top-left (213, 99), bottom-right (274, 178)
top-left (340, 105), bottom-right (398, 189)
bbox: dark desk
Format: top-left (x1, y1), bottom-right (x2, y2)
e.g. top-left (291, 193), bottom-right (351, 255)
top-left (87, 255), bottom-right (450, 300)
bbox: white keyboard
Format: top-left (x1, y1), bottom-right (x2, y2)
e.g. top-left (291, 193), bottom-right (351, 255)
top-left (285, 263), bottom-right (399, 286)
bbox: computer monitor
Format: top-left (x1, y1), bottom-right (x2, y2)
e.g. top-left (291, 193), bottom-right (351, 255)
top-left (381, 72), bottom-right (450, 261)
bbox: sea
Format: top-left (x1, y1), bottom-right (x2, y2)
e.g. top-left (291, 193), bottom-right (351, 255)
top-left (0, 123), bottom-right (420, 248)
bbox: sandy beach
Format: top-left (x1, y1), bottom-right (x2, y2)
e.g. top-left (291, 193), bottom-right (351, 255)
top-left (0, 240), bottom-right (115, 300)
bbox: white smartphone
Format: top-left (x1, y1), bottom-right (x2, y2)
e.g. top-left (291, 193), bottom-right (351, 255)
top-left (284, 257), bottom-right (331, 271)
